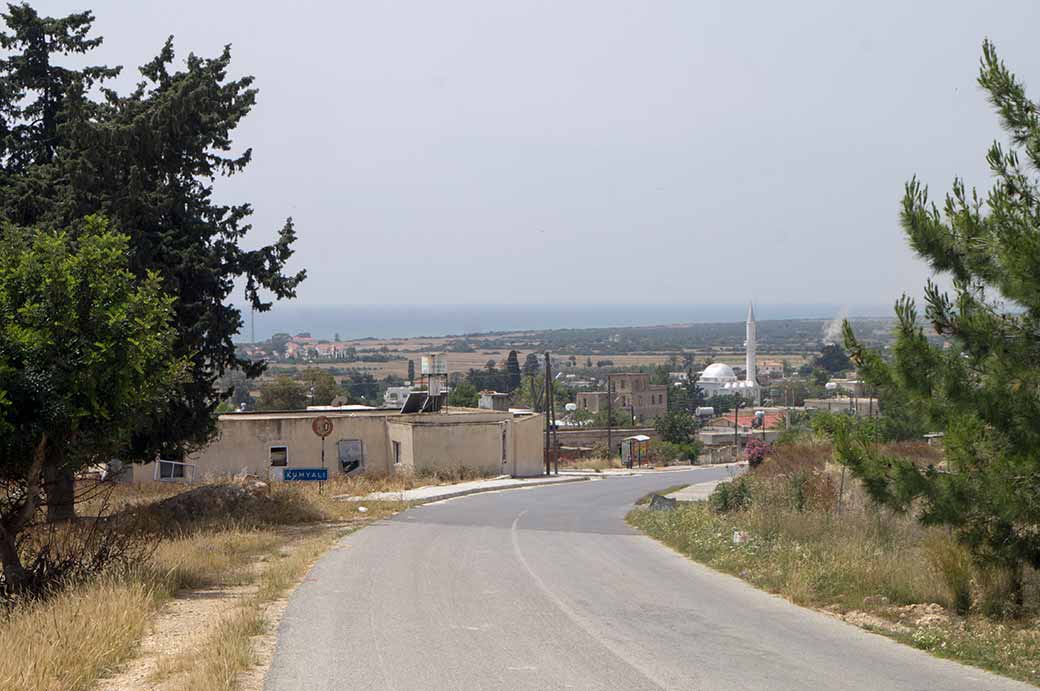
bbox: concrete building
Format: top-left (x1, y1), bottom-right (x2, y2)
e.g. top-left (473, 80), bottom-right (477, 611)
top-left (804, 397), bottom-right (877, 417)
top-left (575, 372), bottom-right (667, 423)
top-left (698, 427), bottom-right (781, 446)
top-left (134, 407), bottom-right (545, 482)
top-left (825, 378), bottom-right (866, 397)
top-left (696, 303), bottom-right (761, 403)
top-left (478, 391), bottom-right (511, 411)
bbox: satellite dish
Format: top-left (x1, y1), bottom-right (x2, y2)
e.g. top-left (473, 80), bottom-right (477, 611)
top-left (565, 403), bottom-right (577, 412)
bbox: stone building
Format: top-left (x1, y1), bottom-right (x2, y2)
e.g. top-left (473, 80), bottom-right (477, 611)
top-left (575, 372), bottom-right (668, 423)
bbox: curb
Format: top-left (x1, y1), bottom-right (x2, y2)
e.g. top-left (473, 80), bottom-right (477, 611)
top-left (337, 476), bottom-right (589, 505)
top-left (559, 462), bottom-right (747, 478)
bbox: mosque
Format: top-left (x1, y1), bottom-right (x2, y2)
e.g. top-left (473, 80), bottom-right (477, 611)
top-left (696, 303), bottom-right (761, 404)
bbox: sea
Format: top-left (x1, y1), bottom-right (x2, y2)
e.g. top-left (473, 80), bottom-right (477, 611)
top-left (233, 303), bottom-right (894, 343)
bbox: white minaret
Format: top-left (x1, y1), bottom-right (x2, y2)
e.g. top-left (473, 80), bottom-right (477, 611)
top-left (745, 302), bottom-right (757, 385)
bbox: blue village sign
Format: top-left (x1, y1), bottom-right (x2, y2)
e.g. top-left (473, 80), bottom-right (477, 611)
top-left (284, 467), bottom-right (328, 482)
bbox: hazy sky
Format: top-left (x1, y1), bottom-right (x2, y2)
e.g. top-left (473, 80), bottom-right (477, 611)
top-left (45, 0), bottom-right (1040, 307)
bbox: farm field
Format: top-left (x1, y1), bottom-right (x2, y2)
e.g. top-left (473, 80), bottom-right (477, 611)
top-left (264, 349), bottom-right (811, 383)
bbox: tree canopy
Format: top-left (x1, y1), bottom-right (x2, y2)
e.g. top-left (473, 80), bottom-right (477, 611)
top-left (838, 40), bottom-right (1040, 604)
top-left (0, 5), bottom-right (303, 461)
top-left (447, 381), bottom-right (479, 408)
top-left (300, 368), bottom-right (339, 406)
top-left (0, 217), bottom-right (183, 590)
top-left (256, 376), bottom-right (309, 411)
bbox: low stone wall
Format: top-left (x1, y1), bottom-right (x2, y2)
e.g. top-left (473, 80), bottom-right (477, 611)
top-left (554, 427), bottom-right (659, 450)
top-left (699, 446), bottom-right (741, 465)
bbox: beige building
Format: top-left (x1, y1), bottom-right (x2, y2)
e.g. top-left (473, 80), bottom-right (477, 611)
top-left (133, 407), bottom-right (545, 482)
top-left (804, 397), bottom-right (877, 417)
top-left (575, 372), bottom-right (667, 423)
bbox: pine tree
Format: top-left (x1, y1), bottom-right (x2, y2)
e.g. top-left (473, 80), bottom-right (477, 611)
top-left (0, 7), bottom-right (303, 464)
top-left (522, 353), bottom-right (541, 377)
top-left (839, 40), bottom-right (1040, 607)
top-left (504, 350), bottom-right (522, 391)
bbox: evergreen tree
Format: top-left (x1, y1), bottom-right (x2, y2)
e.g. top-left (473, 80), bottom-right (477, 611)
top-left (504, 350), bottom-right (522, 391)
top-left (0, 7), bottom-right (304, 463)
top-left (654, 410), bottom-right (697, 445)
top-left (447, 381), bottom-right (479, 408)
top-left (256, 376), bottom-right (308, 411)
top-left (407, 359), bottom-right (416, 383)
top-left (814, 344), bottom-right (853, 374)
top-left (839, 40), bottom-right (1040, 606)
top-left (300, 368), bottom-right (338, 406)
top-left (522, 353), bottom-right (541, 377)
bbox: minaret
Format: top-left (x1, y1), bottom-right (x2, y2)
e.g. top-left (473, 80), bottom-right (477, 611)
top-left (745, 302), bottom-right (757, 385)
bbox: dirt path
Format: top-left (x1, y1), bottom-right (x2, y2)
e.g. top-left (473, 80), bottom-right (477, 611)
top-left (95, 584), bottom-right (256, 691)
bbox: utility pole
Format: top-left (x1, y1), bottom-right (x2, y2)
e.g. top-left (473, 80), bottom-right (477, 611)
top-left (544, 352), bottom-right (552, 476)
top-left (733, 398), bottom-right (744, 462)
top-left (547, 355), bottom-right (559, 475)
top-left (733, 400), bottom-right (739, 448)
top-left (785, 384), bottom-right (790, 430)
top-left (606, 374), bottom-right (613, 458)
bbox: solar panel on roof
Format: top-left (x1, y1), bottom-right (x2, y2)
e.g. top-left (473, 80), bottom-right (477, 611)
top-left (400, 391), bottom-right (428, 414)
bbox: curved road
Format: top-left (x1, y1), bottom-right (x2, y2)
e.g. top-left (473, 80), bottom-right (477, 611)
top-left (266, 467), bottom-right (1028, 690)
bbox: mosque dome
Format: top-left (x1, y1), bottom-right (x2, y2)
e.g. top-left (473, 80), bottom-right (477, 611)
top-left (699, 363), bottom-right (737, 383)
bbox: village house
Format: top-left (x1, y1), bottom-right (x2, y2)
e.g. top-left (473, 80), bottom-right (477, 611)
top-left (132, 407), bottom-right (545, 482)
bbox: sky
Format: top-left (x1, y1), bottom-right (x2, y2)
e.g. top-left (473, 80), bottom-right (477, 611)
top-left (44, 0), bottom-right (1040, 308)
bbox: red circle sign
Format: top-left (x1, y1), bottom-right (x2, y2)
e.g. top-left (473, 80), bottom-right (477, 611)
top-left (312, 416), bottom-right (333, 438)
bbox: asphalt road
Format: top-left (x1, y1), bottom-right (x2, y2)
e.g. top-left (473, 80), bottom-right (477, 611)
top-left (266, 467), bottom-right (1030, 690)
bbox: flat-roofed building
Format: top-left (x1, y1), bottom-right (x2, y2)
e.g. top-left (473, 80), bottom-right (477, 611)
top-left (133, 407), bottom-right (545, 482)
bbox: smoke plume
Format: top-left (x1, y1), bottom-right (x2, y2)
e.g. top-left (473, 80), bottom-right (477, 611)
top-left (822, 307), bottom-right (848, 345)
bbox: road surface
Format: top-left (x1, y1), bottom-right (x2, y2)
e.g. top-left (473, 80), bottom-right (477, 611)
top-left (266, 467), bottom-right (1029, 690)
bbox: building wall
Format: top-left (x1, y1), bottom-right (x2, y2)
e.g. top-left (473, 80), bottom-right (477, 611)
top-left (513, 413), bottom-right (546, 476)
top-left (386, 421), bottom-right (415, 474)
top-left (134, 409), bottom-right (544, 482)
top-left (804, 397), bottom-right (876, 417)
top-left (554, 426), bottom-right (659, 451)
top-left (410, 421), bottom-right (506, 477)
top-left (576, 391), bottom-right (607, 413)
top-left (698, 427), bottom-right (781, 447)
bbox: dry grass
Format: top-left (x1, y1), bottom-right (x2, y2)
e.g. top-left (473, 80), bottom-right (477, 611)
top-left (0, 578), bottom-right (158, 691)
top-left (628, 444), bottom-right (1040, 687)
top-left (153, 529), bottom-right (341, 691)
top-left (152, 530), bottom-right (284, 591)
top-left (0, 480), bottom-right (409, 691)
top-left (319, 467), bottom-right (499, 499)
top-left (559, 456), bottom-right (623, 471)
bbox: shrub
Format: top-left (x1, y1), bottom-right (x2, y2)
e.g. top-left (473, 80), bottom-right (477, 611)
top-left (975, 565), bottom-right (1023, 619)
top-left (924, 532), bottom-right (973, 614)
top-left (650, 440), bottom-right (702, 466)
top-left (709, 477), bottom-right (752, 513)
top-left (744, 438), bottom-right (771, 468)
top-left (752, 444), bottom-right (837, 512)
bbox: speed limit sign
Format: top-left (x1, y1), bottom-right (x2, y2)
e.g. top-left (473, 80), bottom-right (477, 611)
top-left (311, 416), bottom-right (333, 438)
